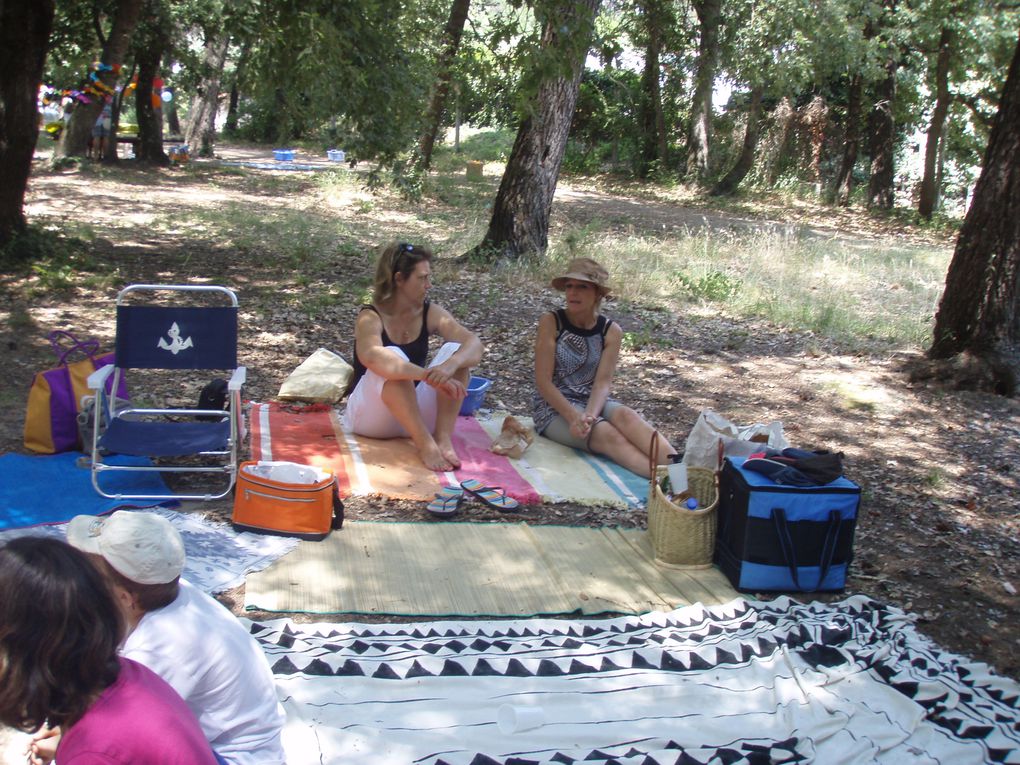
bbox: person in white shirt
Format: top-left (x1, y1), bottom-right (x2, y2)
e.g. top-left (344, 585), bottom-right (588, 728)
top-left (64, 511), bottom-right (287, 765)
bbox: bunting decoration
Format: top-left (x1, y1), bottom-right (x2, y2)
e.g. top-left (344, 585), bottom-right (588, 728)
top-left (83, 61), bottom-right (121, 99)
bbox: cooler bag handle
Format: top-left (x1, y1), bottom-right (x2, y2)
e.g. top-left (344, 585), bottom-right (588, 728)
top-left (771, 507), bottom-right (842, 591)
top-left (332, 480), bottom-right (345, 529)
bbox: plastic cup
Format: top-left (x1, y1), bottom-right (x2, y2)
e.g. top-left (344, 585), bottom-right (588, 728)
top-left (497, 704), bottom-right (544, 734)
top-left (667, 461), bottom-right (688, 494)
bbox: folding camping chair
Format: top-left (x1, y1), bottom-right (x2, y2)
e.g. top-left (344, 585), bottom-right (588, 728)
top-left (86, 284), bottom-right (246, 500)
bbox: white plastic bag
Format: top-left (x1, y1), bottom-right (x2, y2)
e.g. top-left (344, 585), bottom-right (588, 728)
top-left (277, 348), bottom-right (353, 403)
top-left (244, 460), bottom-right (329, 485)
top-left (682, 409), bottom-right (788, 470)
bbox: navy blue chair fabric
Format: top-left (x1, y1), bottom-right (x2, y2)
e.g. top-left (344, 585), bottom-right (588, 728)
top-left (115, 305), bottom-right (237, 369)
top-left (101, 418), bottom-right (231, 457)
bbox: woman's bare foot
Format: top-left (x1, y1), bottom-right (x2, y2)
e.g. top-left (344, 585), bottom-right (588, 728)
top-left (419, 442), bottom-right (454, 472)
top-left (436, 436), bottom-right (461, 470)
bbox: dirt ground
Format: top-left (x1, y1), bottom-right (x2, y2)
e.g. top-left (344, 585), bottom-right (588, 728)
top-left (3, 143), bottom-right (1018, 692)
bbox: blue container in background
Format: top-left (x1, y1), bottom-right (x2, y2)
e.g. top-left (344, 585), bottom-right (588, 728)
top-left (459, 376), bottom-right (492, 416)
top-left (273, 149), bottom-right (295, 162)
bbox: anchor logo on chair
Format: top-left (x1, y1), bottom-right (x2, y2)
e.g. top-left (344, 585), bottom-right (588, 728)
top-left (157, 322), bottom-right (194, 354)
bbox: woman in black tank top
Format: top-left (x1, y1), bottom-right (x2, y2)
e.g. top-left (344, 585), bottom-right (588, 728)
top-left (341, 242), bottom-right (484, 472)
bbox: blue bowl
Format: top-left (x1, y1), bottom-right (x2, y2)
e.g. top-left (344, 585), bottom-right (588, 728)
top-left (459, 376), bottom-right (492, 416)
top-left (273, 149), bottom-right (295, 162)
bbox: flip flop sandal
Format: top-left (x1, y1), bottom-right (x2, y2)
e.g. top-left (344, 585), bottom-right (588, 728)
top-left (460, 479), bottom-right (519, 512)
top-left (426, 486), bottom-right (463, 518)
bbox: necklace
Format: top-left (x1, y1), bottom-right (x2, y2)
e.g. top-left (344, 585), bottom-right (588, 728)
top-left (382, 309), bottom-right (419, 343)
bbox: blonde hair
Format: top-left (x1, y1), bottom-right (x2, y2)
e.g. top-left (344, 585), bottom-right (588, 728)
top-left (372, 242), bottom-right (434, 304)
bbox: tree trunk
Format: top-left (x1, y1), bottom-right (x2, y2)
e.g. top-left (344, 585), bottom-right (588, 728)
top-left (919, 26), bottom-right (953, 219)
top-left (928, 31), bottom-right (1020, 396)
top-left (710, 87), bottom-right (763, 196)
top-left (0, 0), bottom-right (56, 246)
top-left (765, 97), bottom-right (796, 187)
top-left (685, 0), bottom-right (721, 182)
top-left (103, 86), bottom-right (124, 162)
top-left (637, 0), bottom-right (667, 178)
top-left (417, 0), bottom-right (471, 171)
top-left (473, 0), bottom-right (601, 261)
top-left (102, 62), bottom-right (135, 162)
top-left (454, 87), bottom-right (461, 150)
top-left (224, 41), bottom-right (249, 136)
top-left (225, 82), bottom-right (240, 134)
top-left (935, 120), bottom-right (947, 209)
top-left (268, 87), bottom-right (287, 143)
top-left (801, 95), bottom-right (828, 190)
top-left (866, 54), bottom-right (897, 210)
top-left (166, 90), bottom-right (181, 134)
top-left (184, 31), bottom-right (230, 157)
top-left (135, 45), bottom-right (169, 165)
top-left (831, 73), bottom-right (863, 206)
top-left (56, 0), bottom-right (143, 158)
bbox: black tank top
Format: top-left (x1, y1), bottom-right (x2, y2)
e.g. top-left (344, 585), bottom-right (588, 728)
top-left (348, 301), bottom-right (431, 392)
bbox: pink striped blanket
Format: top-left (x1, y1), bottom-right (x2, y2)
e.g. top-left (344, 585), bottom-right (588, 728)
top-left (249, 402), bottom-right (647, 507)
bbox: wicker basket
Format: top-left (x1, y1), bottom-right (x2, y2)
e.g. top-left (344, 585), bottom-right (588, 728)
top-left (646, 433), bottom-right (719, 569)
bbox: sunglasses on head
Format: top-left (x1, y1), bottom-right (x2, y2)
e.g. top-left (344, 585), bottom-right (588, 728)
top-left (393, 243), bottom-right (417, 275)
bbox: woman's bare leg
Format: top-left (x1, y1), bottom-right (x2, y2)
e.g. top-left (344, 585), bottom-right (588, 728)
top-left (380, 379), bottom-right (452, 471)
top-left (588, 420), bottom-right (656, 478)
top-left (607, 406), bottom-right (677, 465)
top-left (432, 365), bottom-right (469, 469)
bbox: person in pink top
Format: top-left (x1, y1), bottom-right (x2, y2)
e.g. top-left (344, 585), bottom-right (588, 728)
top-left (0, 537), bottom-right (219, 765)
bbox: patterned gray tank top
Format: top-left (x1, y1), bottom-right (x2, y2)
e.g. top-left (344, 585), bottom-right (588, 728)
top-left (533, 309), bottom-right (615, 434)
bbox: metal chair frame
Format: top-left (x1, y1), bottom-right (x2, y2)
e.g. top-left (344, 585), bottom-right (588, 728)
top-left (87, 284), bottom-right (246, 501)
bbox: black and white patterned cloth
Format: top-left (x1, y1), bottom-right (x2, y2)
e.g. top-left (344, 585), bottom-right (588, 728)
top-left (250, 596), bottom-right (1020, 764)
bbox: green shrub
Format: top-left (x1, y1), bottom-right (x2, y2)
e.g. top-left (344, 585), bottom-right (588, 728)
top-left (675, 270), bottom-right (741, 301)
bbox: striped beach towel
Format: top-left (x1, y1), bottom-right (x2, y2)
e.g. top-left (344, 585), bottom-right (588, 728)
top-left (248, 402), bottom-right (647, 507)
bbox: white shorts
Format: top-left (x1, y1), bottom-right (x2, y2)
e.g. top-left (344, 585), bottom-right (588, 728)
top-left (340, 342), bottom-right (460, 438)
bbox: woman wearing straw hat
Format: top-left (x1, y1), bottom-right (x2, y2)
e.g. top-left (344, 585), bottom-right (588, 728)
top-left (533, 257), bottom-right (677, 478)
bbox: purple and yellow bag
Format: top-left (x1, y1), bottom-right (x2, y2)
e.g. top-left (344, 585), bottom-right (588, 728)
top-left (23, 330), bottom-right (128, 454)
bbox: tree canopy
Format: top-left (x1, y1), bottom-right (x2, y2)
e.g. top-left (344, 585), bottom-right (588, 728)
top-left (16, 0), bottom-right (1011, 193)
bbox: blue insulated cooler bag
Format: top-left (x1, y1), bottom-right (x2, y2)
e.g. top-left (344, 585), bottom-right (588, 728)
top-left (715, 456), bottom-right (860, 592)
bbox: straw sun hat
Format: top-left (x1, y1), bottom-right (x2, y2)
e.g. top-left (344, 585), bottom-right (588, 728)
top-left (550, 257), bottom-right (611, 296)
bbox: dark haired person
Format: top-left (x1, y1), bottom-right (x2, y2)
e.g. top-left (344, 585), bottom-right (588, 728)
top-left (341, 241), bottom-right (484, 471)
top-left (533, 257), bottom-right (677, 478)
top-left (62, 511), bottom-right (286, 765)
top-left (0, 537), bottom-right (218, 765)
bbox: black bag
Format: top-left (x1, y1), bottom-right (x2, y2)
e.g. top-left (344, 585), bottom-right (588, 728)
top-left (715, 456), bottom-right (860, 593)
top-left (197, 378), bottom-right (228, 421)
top-left (742, 448), bottom-right (845, 486)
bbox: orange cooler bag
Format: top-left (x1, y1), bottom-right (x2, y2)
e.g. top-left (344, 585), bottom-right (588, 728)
top-left (232, 461), bottom-right (343, 540)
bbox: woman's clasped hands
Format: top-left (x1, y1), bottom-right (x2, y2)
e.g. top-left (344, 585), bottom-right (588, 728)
top-left (423, 361), bottom-right (467, 400)
top-left (569, 411), bottom-right (597, 440)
